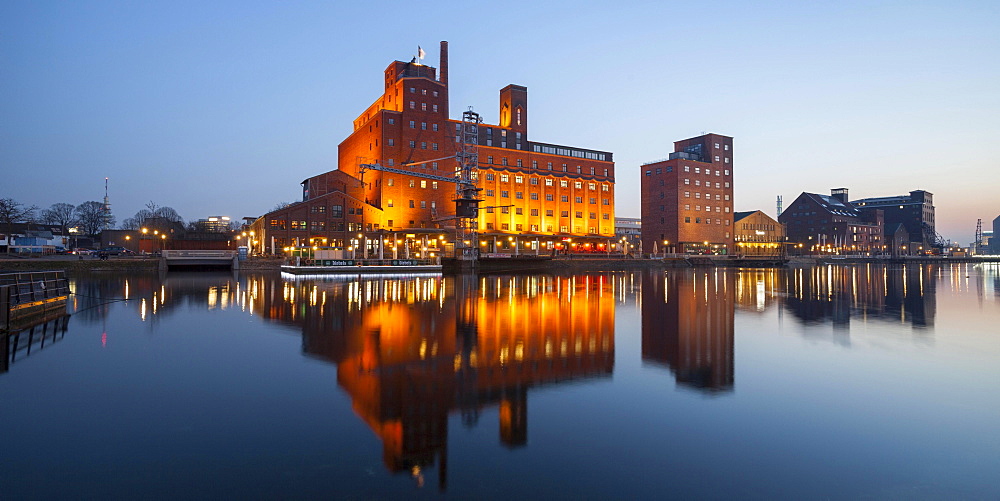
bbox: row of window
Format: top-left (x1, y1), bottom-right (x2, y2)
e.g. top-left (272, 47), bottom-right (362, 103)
top-left (408, 101), bottom-right (440, 113)
top-left (684, 191), bottom-right (731, 201)
top-left (482, 173), bottom-right (611, 191)
top-left (713, 142), bottom-right (730, 151)
top-left (386, 200), bottom-right (438, 209)
top-left (683, 179), bottom-right (730, 188)
top-left (483, 223), bottom-right (606, 234)
top-left (741, 223), bottom-right (777, 231)
top-left (683, 217), bottom-right (731, 225)
top-left (408, 87), bottom-right (439, 97)
top-left (683, 205), bottom-right (731, 213)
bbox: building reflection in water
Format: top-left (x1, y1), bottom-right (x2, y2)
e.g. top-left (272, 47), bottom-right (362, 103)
top-left (241, 272), bottom-right (615, 490)
top-left (781, 264), bottom-right (936, 329)
top-left (641, 270), bottom-right (735, 394)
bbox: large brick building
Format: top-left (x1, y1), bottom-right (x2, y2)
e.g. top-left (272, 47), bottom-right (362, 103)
top-left (250, 41), bottom-right (615, 257)
top-left (640, 133), bottom-right (734, 255)
top-left (778, 189), bottom-right (884, 254)
top-left (850, 189), bottom-right (937, 249)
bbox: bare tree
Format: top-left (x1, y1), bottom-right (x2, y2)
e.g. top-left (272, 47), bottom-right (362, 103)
top-left (0, 198), bottom-right (38, 252)
top-left (122, 203), bottom-right (183, 230)
top-left (42, 203), bottom-right (77, 235)
top-left (75, 201), bottom-right (107, 236)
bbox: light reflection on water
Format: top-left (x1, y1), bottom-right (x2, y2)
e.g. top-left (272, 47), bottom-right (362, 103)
top-left (1, 264), bottom-right (998, 498)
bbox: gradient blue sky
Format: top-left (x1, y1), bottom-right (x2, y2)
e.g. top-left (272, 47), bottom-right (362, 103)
top-left (2, 1), bottom-right (997, 243)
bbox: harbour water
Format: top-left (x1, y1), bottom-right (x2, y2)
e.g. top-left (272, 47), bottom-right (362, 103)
top-left (1, 264), bottom-right (998, 499)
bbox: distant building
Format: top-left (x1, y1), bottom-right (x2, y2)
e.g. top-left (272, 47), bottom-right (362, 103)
top-left (193, 216), bottom-right (233, 233)
top-left (851, 190), bottom-right (936, 248)
top-left (992, 215), bottom-right (1000, 254)
top-left (640, 133), bottom-right (734, 255)
top-left (733, 210), bottom-right (785, 257)
top-left (778, 189), bottom-right (883, 254)
top-left (614, 217), bottom-right (641, 253)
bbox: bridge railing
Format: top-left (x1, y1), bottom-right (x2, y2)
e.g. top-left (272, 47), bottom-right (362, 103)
top-left (161, 250), bottom-right (237, 259)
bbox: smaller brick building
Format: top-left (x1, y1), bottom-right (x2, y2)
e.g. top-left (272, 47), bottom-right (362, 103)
top-left (733, 210), bottom-right (786, 257)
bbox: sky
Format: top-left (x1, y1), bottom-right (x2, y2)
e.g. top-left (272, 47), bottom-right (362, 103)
top-left (2, 1), bottom-right (998, 243)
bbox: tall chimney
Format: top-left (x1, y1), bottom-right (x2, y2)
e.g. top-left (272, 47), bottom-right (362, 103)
top-left (439, 41), bottom-right (449, 118)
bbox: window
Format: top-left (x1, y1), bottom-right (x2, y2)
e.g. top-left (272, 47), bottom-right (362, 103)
top-left (725, 182), bottom-right (730, 188)
top-left (421, 103), bottom-right (427, 111)
top-left (432, 104), bottom-right (438, 112)
top-left (432, 182), bottom-right (438, 189)
top-left (696, 205), bottom-right (701, 211)
top-left (409, 200), bottom-right (415, 208)
top-left (560, 180), bottom-right (568, 188)
top-left (515, 224), bottom-right (523, 231)
top-left (602, 213), bottom-right (609, 220)
top-left (589, 197), bottom-right (596, 204)
top-left (685, 217), bottom-right (691, 223)
top-left (387, 199), bottom-right (394, 207)
top-left (574, 181), bottom-right (582, 189)
top-left (684, 191), bottom-right (690, 197)
top-left (486, 173), bottom-right (494, 181)
top-left (546, 210), bottom-right (554, 216)
top-left (696, 217), bottom-right (701, 223)
top-left (547, 162), bottom-right (553, 170)
top-left (725, 157), bottom-right (730, 163)
top-left (432, 123), bottom-right (438, 131)
top-left (530, 177), bottom-right (539, 185)
top-left (724, 169), bottom-right (730, 176)
top-left (560, 225), bottom-right (568, 232)
top-left (432, 143), bottom-right (438, 150)
top-left (695, 180), bottom-right (701, 186)
top-left (589, 212), bottom-right (596, 219)
top-left (530, 192), bottom-right (538, 200)
top-left (331, 205), bottom-right (343, 218)
top-left (602, 198), bottom-right (609, 205)
top-left (602, 184), bottom-right (609, 191)
top-left (575, 197), bottom-right (583, 203)
top-left (409, 101), bottom-right (415, 109)
top-left (516, 192), bottom-right (523, 199)
top-left (501, 207), bottom-right (510, 214)
top-left (545, 194), bottom-right (554, 201)
top-left (515, 175), bottom-right (523, 183)
top-left (684, 179), bottom-right (690, 185)
top-left (532, 161), bottom-right (538, 169)
top-left (696, 193), bottom-right (701, 199)
top-left (561, 211), bottom-right (569, 217)
top-left (409, 121), bottom-right (415, 128)
top-left (501, 223), bottom-right (509, 230)
top-left (531, 209), bottom-right (538, 216)
top-left (387, 159), bottom-right (394, 166)
top-left (409, 140), bottom-right (416, 148)
top-left (516, 159), bottom-right (523, 167)
top-left (714, 156), bottom-right (720, 162)
top-left (421, 142), bottom-right (427, 149)
top-left (501, 190), bottom-right (509, 198)
top-left (545, 178), bottom-right (553, 186)
top-left (387, 118), bottom-right (395, 125)
top-left (684, 166), bottom-right (690, 172)
top-left (485, 189), bottom-right (494, 196)
top-left (561, 195), bottom-right (569, 202)
top-left (575, 211), bottom-right (583, 218)
top-left (409, 180), bottom-right (416, 188)
top-left (685, 204), bottom-right (690, 210)
top-left (695, 167), bottom-right (701, 174)
top-left (420, 201), bottom-right (426, 209)
top-left (515, 208), bottom-right (523, 215)
top-left (502, 157), bottom-right (508, 166)
top-left (500, 174), bottom-right (509, 182)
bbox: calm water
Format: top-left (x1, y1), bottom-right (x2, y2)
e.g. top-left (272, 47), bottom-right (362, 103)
top-left (2, 264), bottom-right (998, 499)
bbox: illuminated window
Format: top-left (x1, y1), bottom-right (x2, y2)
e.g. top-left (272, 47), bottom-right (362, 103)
top-left (386, 199), bottom-right (394, 207)
top-left (409, 180), bottom-right (415, 188)
top-left (500, 174), bottom-right (509, 182)
top-left (515, 175), bottom-right (523, 183)
top-left (560, 180), bottom-right (568, 188)
top-left (420, 180), bottom-right (426, 188)
top-left (545, 179), bottom-right (553, 186)
top-left (574, 181), bottom-right (582, 189)
top-left (432, 182), bottom-right (438, 189)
